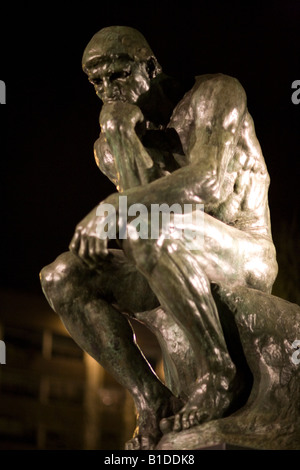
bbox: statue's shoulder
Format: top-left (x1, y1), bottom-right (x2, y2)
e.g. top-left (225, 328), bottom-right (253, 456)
top-left (188, 73), bottom-right (247, 108)
top-left (192, 73), bottom-right (245, 92)
top-left (169, 73), bottom-right (247, 140)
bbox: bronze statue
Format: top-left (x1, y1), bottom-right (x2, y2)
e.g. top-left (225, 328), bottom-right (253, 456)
top-left (40, 26), bottom-right (300, 450)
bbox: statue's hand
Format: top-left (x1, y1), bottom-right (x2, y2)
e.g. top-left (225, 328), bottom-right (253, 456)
top-left (69, 193), bottom-right (119, 267)
top-left (100, 101), bottom-right (144, 134)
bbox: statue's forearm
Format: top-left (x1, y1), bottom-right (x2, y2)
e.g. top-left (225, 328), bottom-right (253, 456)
top-left (104, 126), bottom-right (154, 191)
top-left (111, 161), bottom-right (218, 211)
top-left (117, 142), bottom-right (227, 210)
top-left (101, 101), bottom-right (232, 211)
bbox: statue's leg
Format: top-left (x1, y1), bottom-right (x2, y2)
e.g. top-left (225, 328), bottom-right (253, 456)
top-left (122, 210), bottom-right (278, 432)
top-left (123, 238), bottom-right (236, 432)
top-left (40, 250), bottom-right (181, 449)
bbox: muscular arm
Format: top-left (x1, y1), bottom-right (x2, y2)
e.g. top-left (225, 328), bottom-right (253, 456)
top-left (105, 74), bottom-right (247, 211)
top-left (70, 74), bottom-right (248, 261)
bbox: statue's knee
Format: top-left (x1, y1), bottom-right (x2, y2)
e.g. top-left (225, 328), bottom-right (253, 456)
top-left (40, 252), bottom-right (79, 311)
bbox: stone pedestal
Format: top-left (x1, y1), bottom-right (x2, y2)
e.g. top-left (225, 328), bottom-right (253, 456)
top-left (155, 286), bottom-right (300, 450)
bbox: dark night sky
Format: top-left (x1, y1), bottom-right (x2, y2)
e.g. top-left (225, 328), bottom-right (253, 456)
top-left (1, 0), bottom-right (299, 293)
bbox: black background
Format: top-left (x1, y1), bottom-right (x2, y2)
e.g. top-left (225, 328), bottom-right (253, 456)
top-left (1, 0), bottom-right (299, 295)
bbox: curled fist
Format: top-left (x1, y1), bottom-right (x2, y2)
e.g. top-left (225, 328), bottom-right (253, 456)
top-left (100, 101), bottom-right (144, 134)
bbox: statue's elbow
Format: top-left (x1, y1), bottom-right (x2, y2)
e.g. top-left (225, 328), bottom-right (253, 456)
top-left (250, 239), bottom-right (279, 294)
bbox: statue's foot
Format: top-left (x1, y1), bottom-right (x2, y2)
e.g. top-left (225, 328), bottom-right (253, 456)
top-left (160, 374), bottom-right (233, 434)
top-left (125, 393), bottom-right (183, 450)
top-left (125, 430), bottom-right (161, 451)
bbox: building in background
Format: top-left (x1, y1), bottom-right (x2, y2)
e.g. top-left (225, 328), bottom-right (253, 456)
top-left (0, 289), bottom-right (163, 450)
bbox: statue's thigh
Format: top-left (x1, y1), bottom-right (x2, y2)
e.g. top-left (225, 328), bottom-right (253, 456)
top-left (190, 213), bottom-right (277, 291)
top-left (42, 249), bottom-right (159, 315)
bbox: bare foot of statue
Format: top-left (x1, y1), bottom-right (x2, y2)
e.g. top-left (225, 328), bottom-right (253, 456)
top-left (160, 373), bottom-right (234, 434)
top-left (125, 391), bottom-right (183, 450)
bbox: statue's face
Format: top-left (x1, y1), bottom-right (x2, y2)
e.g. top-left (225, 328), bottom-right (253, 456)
top-left (86, 56), bottom-right (151, 104)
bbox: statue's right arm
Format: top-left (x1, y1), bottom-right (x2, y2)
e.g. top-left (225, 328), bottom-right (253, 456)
top-left (114, 74), bottom-right (248, 212)
top-left (94, 133), bottom-right (119, 188)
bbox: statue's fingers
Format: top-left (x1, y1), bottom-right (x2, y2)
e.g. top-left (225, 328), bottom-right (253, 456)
top-left (78, 236), bottom-right (89, 261)
top-left (81, 238), bottom-right (99, 268)
top-left (69, 230), bottom-right (81, 253)
top-left (86, 238), bottom-right (109, 268)
top-left (95, 237), bottom-right (109, 259)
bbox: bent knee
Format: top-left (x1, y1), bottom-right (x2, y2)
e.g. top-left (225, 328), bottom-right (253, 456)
top-left (244, 243), bottom-right (278, 294)
top-left (40, 251), bottom-right (83, 312)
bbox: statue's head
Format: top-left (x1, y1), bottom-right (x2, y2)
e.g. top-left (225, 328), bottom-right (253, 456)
top-left (82, 26), bottom-right (162, 104)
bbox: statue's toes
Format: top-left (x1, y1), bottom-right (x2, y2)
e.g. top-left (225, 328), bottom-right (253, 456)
top-left (181, 409), bottom-right (201, 430)
top-left (173, 412), bottom-right (183, 432)
top-left (187, 409), bottom-right (199, 428)
top-left (160, 408), bottom-right (212, 436)
top-left (160, 411), bottom-right (195, 433)
top-left (181, 412), bottom-right (190, 430)
top-left (125, 433), bottom-right (157, 450)
top-left (140, 435), bottom-right (156, 450)
top-left (125, 437), bottom-right (140, 450)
